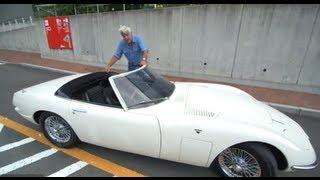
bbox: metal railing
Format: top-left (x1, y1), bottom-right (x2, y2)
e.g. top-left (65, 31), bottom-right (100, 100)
top-left (34, 4), bottom-right (135, 18)
top-left (33, 4), bottom-right (193, 18)
top-left (0, 16), bottom-right (34, 32)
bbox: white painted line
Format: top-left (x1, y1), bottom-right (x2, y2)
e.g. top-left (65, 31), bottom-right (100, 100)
top-left (0, 62), bottom-right (5, 65)
top-left (0, 124), bottom-right (3, 133)
top-left (0, 137), bottom-right (35, 152)
top-left (20, 63), bottom-right (78, 75)
top-left (47, 161), bottom-right (88, 177)
top-left (0, 148), bottom-right (58, 175)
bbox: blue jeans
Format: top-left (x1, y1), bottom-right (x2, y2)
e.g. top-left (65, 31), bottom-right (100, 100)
top-left (128, 62), bottom-right (141, 71)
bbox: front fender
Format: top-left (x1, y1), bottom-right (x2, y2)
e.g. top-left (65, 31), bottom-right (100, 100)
top-left (205, 122), bottom-right (316, 171)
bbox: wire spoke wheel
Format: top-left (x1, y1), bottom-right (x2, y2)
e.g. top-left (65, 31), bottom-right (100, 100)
top-left (218, 147), bottom-right (262, 177)
top-left (44, 116), bottom-right (71, 143)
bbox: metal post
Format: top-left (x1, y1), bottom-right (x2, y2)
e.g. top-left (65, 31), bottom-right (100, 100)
top-left (123, 4), bottom-right (125, 11)
top-left (36, 6), bottom-right (40, 18)
top-left (74, 4), bottom-right (77, 15)
top-left (54, 4), bottom-right (57, 16)
top-left (97, 4), bottom-right (99, 13)
top-left (14, 19), bottom-right (18, 29)
top-left (8, 21), bottom-right (11, 31)
top-left (30, 16), bottom-right (33, 24)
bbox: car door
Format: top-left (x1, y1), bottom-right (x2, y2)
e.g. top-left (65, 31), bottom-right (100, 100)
top-left (69, 100), bottom-right (161, 158)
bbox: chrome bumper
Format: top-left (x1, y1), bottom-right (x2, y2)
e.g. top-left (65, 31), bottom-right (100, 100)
top-left (291, 161), bottom-right (318, 170)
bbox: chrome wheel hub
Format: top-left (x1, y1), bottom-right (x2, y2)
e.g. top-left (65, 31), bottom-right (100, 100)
top-left (44, 116), bottom-right (71, 143)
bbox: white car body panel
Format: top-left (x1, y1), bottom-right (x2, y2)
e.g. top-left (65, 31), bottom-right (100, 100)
top-left (12, 66), bottom-right (317, 172)
top-left (13, 73), bottom-right (86, 124)
top-left (69, 100), bottom-right (161, 158)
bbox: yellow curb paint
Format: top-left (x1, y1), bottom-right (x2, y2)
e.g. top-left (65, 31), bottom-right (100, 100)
top-left (0, 115), bottom-right (145, 177)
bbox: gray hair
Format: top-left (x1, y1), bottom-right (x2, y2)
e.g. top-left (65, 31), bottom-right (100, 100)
top-left (119, 25), bottom-right (131, 34)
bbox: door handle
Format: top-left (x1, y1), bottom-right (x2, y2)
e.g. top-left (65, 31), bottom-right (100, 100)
top-left (72, 109), bottom-right (87, 114)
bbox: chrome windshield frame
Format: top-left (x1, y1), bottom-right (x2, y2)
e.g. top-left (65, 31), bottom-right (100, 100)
top-left (108, 65), bottom-right (148, 111)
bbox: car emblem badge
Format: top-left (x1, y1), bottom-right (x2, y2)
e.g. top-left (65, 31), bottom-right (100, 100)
top-left (195, 129), bottom-right (202, 134)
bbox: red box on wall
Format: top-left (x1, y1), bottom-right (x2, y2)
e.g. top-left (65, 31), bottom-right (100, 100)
top-left (44, 16), bottom-right (73, 49)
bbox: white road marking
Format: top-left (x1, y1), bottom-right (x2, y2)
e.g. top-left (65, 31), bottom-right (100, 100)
top-left (0, 137), bottom-right (35, 152)
top-left (0, 63), bottom-right (5, 65)
top-left (0, 148), bottom-right (58, 175)
top-left (0, 124), bottom-right (3, 133)
top-left (20, 63), bottom-right (77, 75)
top-left (47, 161), bottom-right (88, 177)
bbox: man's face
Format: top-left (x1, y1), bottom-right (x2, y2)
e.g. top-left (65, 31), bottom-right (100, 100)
top-left (121, 32), bottom-right (132, 44)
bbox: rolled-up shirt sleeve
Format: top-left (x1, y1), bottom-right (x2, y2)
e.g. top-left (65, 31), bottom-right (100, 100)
top-left (113, 41), bottom-right (123, 59)
top-left (137, 36), bottom-right (147, 52)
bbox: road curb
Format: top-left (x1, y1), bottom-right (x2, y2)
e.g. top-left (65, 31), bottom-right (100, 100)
top-left (300, 107), bottom-right (320, 119)
top-left (266, 102), bottom-right (320, 118)
top-left (266, 102), bottom-right (301, 115)
top-left (0, 60), bottom-right (7, 64)
top-left (0, 60), bottom-right (78, 75)
top-left (19, 63), bottom-right (78, 75)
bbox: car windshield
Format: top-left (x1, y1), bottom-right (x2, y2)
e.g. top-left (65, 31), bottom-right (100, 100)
top-left (112, 67), bottom-right (175, 109)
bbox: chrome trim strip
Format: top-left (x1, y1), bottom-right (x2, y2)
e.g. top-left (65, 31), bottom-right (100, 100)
top-left (291, 161), bottom-right (318, 170)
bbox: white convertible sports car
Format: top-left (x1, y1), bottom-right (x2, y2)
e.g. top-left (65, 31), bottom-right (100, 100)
top-left (13, 65), bottom-right (317, 177)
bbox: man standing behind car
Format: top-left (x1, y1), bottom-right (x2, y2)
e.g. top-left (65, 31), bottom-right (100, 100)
top-left (105, 25), bottom-right (149, 72)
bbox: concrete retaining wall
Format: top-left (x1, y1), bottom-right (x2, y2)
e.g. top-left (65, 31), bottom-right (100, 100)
top-left (1, 4), bottom-right (320, 89)
top-left (0, 24), bottom-right (40, 53)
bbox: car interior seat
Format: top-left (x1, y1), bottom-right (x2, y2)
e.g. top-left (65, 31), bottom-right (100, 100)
top-left (85, 83), bottom-right (106, 105)
top-left (99, 79), bottom-right (121, 106)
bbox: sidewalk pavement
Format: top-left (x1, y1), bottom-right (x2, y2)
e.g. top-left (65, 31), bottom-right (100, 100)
top-left (1, 49), bottom-right (320, 117)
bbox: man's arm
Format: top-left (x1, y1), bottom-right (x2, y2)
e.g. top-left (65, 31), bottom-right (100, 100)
top-left (140, 49), bottom-right (149, 66)
top-left (105, 56), bottom-right (119, 72)
top-left (137, 36), bottom-right (149, 66)
top-left (106, 41), bottom-right (122, 72)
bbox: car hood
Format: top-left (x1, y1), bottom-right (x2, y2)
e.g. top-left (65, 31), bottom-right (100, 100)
top-left (135, 82), bottom-right (272, 126)
top-left (180, 82), bottom-right (272, 124)
top-left (174, 82), bottom-right (311, 144)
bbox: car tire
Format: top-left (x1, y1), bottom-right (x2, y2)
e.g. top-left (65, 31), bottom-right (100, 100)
top-left (39, 112), bottom-right (79, 148)
top-left (213, 143), bottom-right (277, 177)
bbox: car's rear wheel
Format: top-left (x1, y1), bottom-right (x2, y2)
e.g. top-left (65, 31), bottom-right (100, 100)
top-left (39, 112), bottom-right (79, 148)
top-left (213, 143), bottom-right (277, 177)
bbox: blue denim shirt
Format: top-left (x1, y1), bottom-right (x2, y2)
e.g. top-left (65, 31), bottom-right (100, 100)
top-left (113, 35), bottom-right (147, 65)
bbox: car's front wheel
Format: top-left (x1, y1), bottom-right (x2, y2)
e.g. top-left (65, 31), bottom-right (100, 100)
top-left (213, 143), bottom-right (277, 177)
top-left (39, 112), bottom-right (79, 148)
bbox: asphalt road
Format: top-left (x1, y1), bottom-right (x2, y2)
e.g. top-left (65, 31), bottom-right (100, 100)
top-left (0, 62), bottom-right (319, 177)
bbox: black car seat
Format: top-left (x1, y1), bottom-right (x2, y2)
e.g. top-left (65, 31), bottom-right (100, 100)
top-left (86, 84), bottom-right (106, 105)
top-left (99, 79), bottom-right (120, 106)
top-left (98, 80), bottom-right (111, 105)
top-left (103, 87), bottom-right (121, 106)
